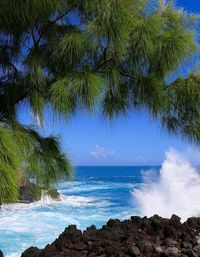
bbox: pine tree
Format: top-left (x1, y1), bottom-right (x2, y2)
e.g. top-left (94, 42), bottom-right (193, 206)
top-left (0, 0), bottom-right (199, 202)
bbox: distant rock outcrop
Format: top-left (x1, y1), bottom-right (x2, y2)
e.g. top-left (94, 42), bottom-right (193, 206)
top-left (19, 174), bottom-right (42, 203)
top-left (0, 174), bottom-right (61, 206)
top-left (19, 174), bottom-right (61, 203)
top-left (21, 214), bottom-right (200, 257)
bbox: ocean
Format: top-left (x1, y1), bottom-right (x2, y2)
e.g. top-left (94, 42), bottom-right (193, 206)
top-left (1, 149), bottom-right (200, 257)
top-left (0, 166), bottom-right (159, 257)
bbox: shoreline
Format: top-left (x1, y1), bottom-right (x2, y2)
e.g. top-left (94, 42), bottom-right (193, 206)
top-left (19, 214), bottom-right (200, 257)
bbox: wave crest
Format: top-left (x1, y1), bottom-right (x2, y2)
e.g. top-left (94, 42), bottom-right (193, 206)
top-left (133, 149), bottom-right (200, 221)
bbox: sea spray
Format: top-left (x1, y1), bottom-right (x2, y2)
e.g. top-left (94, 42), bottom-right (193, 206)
top-left (133, 148), bottom-right (200, 221)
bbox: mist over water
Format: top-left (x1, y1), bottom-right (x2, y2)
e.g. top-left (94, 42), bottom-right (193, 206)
top-left (133, 149), bottom-right (200, 221)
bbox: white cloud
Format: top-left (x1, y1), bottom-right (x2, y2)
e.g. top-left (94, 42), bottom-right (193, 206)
top-left (90, 145), bottom-right (115, 160)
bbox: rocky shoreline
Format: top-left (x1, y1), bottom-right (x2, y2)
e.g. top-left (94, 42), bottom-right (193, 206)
top-left (18, 214), bottom-right (200, 257)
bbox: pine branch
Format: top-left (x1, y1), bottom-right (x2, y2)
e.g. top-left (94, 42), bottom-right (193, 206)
top-left (95, 56), bottom-right (114, 70)
top-left (34, 10), bottom-right (71, 49)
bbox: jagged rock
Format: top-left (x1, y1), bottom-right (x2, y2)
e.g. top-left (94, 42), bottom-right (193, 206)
top-left (193, 236), bottom-right (200, 245)
top-left (182, 248), bottom-right (198, 257)
top-left (193, 245), bottom-right (200, 254)
top-left (163, 246), bottom-right (180, 256)
top-left (154, 245), bottom-right (163, 254)
top-left (13, 173), bottom-right (42, 203)
top-left (165, 238), bottom-right (178, 247)
top-left (169, 214), bottom-right (181, 228)
top-left (40, 244), bottom-right (59, 257)
top-left (19, 181), bottom-right (41, 203)
top-left (128, 245), bottom-right (140, 255)
top-left (182, 241), bottom-right (193, 249)
top-left (19, 175), bottom-right (61, 203)
top-left (21, 214), bottom-right (200, 257)
top-left (21, 247), bottom-right (41, 257)
top-left (182, 231), bottom-right (192, 242)
top-left (0, 250), bottom-right (3, 257)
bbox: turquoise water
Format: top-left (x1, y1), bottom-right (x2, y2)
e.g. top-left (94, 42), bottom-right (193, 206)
top-left (0, 166), bottom-right (159, 257)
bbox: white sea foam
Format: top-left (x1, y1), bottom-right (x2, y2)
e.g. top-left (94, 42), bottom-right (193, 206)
top-left (7, 254), bottom-right (19, 257)
top-left (1, 192), bottom-right (60, 212)
top-left (60, 195), bottom-right (110, 207)
top-left (0, 195), bottom-right (106, 237)
top-left (1, 193), bottom-right (108, 212)
top-left (0, 195), bottom-right (98, 256)
top-left (62, 183), bottom-right (135, 195)
top-left (133, 148), bottom-right (200, 221)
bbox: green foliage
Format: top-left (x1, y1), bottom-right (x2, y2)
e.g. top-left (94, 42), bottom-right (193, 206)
top-left (161, 73), bottom-right (200, 143)
top-left (0, 0), bottom-right (199, 202)
top-left (47, 188), bottom-right (60, 199)
top-left (102, 67), bottom-right (130, 118)
top-left (50, 70), bottom-right (103, 114)
top-left (56, 32), bottom-right (93, 68)
top-left (25, 130), bottom-right (72, 188)
top-left (0, 127), bottom-right (20, 203)
top-left (0, 121), bottom-right (72, 203)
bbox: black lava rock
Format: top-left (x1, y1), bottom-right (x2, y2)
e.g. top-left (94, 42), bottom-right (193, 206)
top-left (21, 214), bottom-right (200, 257)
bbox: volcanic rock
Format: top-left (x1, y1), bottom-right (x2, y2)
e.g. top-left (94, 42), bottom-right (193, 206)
top-left (21, 215), bottom-right (200, 257)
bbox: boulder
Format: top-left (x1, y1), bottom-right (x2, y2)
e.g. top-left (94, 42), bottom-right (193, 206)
top-left (21, 247), bottom-right (41, 257)
top-left (18, 173), bottom-right (42, 203)
top-left (18, 174), bottom-right (60, 203)
top-left (128, 245), bottom-right (140, 256)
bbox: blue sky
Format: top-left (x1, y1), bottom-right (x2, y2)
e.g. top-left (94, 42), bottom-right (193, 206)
top-left (19, 0), bottom-right (200, 166)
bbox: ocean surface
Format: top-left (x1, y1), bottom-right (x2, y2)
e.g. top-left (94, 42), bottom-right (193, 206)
top-left (1, 150), bottom-right (200, 257)
top-left (0, 166), bottom-right (159, 257)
